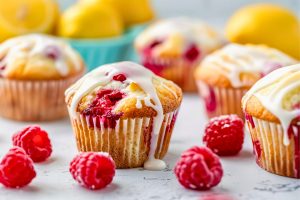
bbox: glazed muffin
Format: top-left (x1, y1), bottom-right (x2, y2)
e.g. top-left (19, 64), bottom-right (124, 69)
top-left (242, 64), bottom-right (300, 178)
top-left (135, 17), bottom-right (223, 92)
top-left (65, 61), bottom-right (182, 170)
top-left (0, 34), bottom-right (85, 121)
top-left (195, 43), bottom-right (297, 119)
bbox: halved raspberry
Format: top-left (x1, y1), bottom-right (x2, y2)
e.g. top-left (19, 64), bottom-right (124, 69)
top-left (245, 113), bottom-right (255, 128)
top-left (82, 89), bottom-right (125, 129)
top-left (203, 115), bottom-right (244, 156)
top-left (45, 45), bottom-right (60, 60)
top-left (113, 74), bottom-right (127, 82)
top-left (12, 125), bottom-right (52, 162)
top-left (70, 152), bottom-right (115, 190)
top-left (174, 146), bottom-right (223, 190)
top-left (142, 40), bottom-right (163, 56)
top-left (142, 58), bottom-right (166, 76)
top-left (184, 44), bottom-right (200, 62)
top-left (252, 140), bottom-right (262, 162)
top-left (0, 147), bottom-right (36, 188)
top-left (204, 86), bottom-right (217, 113)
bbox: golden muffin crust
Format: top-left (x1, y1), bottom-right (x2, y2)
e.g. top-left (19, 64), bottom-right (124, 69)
top-left (195, 43), bottom-right (297, 89)
top-left (116, 77), bottom-right (182, 118)
top-left (135, 17), bottom-right (223, 60)
top-left (66, 62), bottom-right (182, 119)
top-left (242, 64), bottom-right (300, 123)
top-left (0, 34), bottom-right (85, 80)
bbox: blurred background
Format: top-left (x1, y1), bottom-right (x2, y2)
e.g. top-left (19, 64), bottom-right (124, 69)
top-left (0, 0), bottom-right (299, 72)
top-left (54, 0), bottom-right (300, 71)
top-left (59, 0), bottom-right (300, 26)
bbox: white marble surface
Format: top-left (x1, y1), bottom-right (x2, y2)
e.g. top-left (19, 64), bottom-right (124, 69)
top-left (0, 94), bottom-right (299, 200)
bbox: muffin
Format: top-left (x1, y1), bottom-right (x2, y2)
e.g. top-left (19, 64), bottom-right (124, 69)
top-left (242, 64), bottom-right (300, 178)
top-left (135, 17), bottom-right (223, 92)
top-left (0, 34), bottom-right (85, 121)
top-left (65, 61), bottom-right (182, 170)
top-left (195, 43), bottom-right (297, 119)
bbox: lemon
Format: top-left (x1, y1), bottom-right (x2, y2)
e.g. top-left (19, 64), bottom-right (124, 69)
top-left (226, 3), bottom-right (300, 59)
top-left (102, 0), bottom-right (155, 26)
top-left (0, 0), bottom-right (59, 42)
top-left (58, 0), bottom-right (123, 39)
top-left (109, 0), bottom-right (155, 26)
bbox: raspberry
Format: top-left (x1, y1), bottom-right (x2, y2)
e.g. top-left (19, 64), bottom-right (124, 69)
top-left (142, 40), bottom-right (163, 56)
top-left (0, 147), bottom-right (36, 188)
top-left (203, 115), bottom-right (244, 156)
top-left (174, 146), bottom-right (223, 190)
top-left (204, 86), bottom-right (217, 113)
top-left (12, 125), bottom-right (52, 162)
top-left (45, 45), bottom-right (60, 60)
top-left (113, 74), bottom-right (127, 82)
top-left (70, 152), bottom-right (115, 190)
top-left (82, 89), bottom-right (125, 129)
top-left (184, 44), bottom-right (200, 62)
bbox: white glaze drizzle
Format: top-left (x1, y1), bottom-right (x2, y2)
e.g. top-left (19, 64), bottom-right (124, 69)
top-left (242, 64), bottom-right (300, 145)
top-left (0, 34), bottom-right (82, 77)
top-left (135, 17), bottom-right (223, 54)
top-left (161, 81), bottom-right (178, 99)
top-left (202, 44), bottom-right (297, 88)
top-left (66, 61), bottom-right (173, 170)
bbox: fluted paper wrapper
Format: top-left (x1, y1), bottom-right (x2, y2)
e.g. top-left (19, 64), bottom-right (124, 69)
top-left (160, 60), bottom-right (197, 92)
top-left (246, 116), bottom-right (300, 178)
top-left (0, 75), bottom-right (81, 121)
top-left (142, 57), bottom-right (198, 92)
top-left (196, 81), bottom-right (248, 119)
top-left (69, 109), bottom-right (179, 169)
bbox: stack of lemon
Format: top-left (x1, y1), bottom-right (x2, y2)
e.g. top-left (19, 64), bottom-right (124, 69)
top-left (0, 0), bottom-right (155, 42)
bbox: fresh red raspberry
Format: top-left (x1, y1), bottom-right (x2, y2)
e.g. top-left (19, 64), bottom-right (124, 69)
top-left (12, 125), bottom-right (52, 162)
top-left (70, 152), bottom-right (115, 190)
top-left (113, 74), bottom-right (127, 82)
top-left (0, 147), bottom-right (36, 188)
top-left (203, 115), bottom-right (244, 156)
top-left (174, 146), bottom-right (223, 190)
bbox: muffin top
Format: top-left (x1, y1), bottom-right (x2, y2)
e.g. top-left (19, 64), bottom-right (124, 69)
top-left (242, 64), bottom-right (300, 144)
top-left (0, 34), bottom-right (85, 80)
top-left (135, 17), bottom-right (223, 62)
top-left (195, 44), bottom-right (297, 89)
top-left (65, 61), bottom-right (182, 119)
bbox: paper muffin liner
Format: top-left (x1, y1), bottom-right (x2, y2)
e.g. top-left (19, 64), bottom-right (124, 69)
top-left (196, 80), bottom-right (248, 119)
top-left (245, 115), bottom-right (300, 178)
top-left (0, 75), bottom-right (81, 121)
top-left (141, 56), bottom-right (198, 92)
top-left (69, 109), bottom-right (179, 169)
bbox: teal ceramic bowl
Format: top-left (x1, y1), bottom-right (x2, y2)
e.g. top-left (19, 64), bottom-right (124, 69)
top-left (66, 25), bottom-right (145, 71)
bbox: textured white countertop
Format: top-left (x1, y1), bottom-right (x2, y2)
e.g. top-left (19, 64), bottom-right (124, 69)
top-left (0, 94), bottom-right (299, 200)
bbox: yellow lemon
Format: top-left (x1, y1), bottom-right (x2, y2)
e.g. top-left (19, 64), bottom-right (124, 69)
top-left (226, 3), bottom-right (300, 59)
top-left (0, 0), bottom-right (59, 42)
top-left (58, 0), bottom-right (123, 39)
top-left (102, 0), bottom-right (155, 26)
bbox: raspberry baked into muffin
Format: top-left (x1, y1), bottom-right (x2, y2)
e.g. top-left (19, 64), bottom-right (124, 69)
top-left (135, 17), bottom-right (223, 92)
top-left (0, 34), bottom-right (85, 121)
top-left (65, 61), bottom-right (182, 170)
top-left (242, 64), bottom-right (300, 178)
top-left (195, 44), bottom-right (297, 119)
